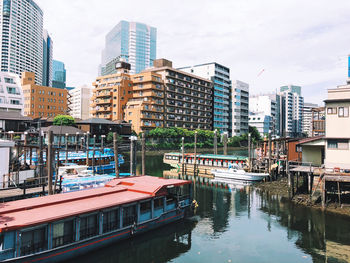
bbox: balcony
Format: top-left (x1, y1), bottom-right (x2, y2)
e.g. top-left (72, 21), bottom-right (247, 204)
top-left (97, 107), bottom-right (111, 112)
top-left (96, 91), bottom-right (112, 98)
top-left (96, 99), bottom-right (112, 105)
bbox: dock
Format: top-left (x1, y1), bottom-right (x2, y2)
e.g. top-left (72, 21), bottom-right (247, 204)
top-left (0, 186), bottom-right (47, 202)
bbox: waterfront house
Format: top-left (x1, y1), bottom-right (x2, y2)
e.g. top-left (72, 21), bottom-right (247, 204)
top-left (296, 136), bottom-right (325, 167)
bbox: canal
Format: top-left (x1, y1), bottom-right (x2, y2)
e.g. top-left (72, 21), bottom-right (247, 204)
top-left (65, 153), bottom-right (350, 263)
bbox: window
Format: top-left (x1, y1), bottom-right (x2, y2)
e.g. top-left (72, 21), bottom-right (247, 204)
top-left (154, 197), bottom-right (164, 211)
top-left (103, 208), bottom-right (120, 233)
top-left (338, 107), bottom-right (349, 117)
top-left (327, 107), bottom-right (337, 114)
top-left (328, 139), bottom-right (349, 150)
top-left (80, 214), bottom-right (99, 240)
top-left (140, 200), bottom-right (151, 214)
top-left (20, 226), bottom-right (47, 256)
top-left (52, 220), bottom-right (75, 248)
top-left (122, 205), bottom-right (136, 227)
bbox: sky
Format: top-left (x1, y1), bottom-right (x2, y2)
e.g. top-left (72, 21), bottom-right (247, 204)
top-left (36, 0), bottom-right (350, 104)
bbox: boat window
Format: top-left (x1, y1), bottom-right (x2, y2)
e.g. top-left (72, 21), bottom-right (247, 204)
top-left (154, 197), bottom-right (164, 210)
top-left (80, 214), bottom-right (99, 240)
top-left (122, 205), bottom-right (136, 227)
top-left (103, 208), bottom-right (120, 233)
top-left (20, 226), bottom-right (47, 256)
top-left (0, 234), bottom-right (3, 250)
top-left (52, 219), bottom-right (75, 248)
top-left (140, 200), bottom-right (151, 214)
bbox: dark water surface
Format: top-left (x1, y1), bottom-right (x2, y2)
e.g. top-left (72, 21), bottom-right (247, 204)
top-left (66, 153), bottom-right (350, 263)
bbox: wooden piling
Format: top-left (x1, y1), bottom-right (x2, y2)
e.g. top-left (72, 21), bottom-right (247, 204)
top-left (181, 137), bottom-right (185, 179)
top-left (86, 132), bottom-right (90, 166)
top-left (223, 132), bottom-right (227, 155)
top-left (47, 131), bottom-right (53, 195)
top-left (113, 133), bottom-right (119, 178)
top-left (248, 133), bottom-right (251, 172)
top-left (214, 130), bottom-right (217, 155)
top-left (141, 132), bottom-right (146, 176)
top-left (130, 136), bottom-right (134, 176)
top-left (65, 133), bottom-right (69, 165)
top-left (92, 135), bottom-right (96, 175)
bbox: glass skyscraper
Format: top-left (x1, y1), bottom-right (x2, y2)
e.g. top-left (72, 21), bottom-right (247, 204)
top-left (52, 60), bottom-right (66, 89)
top-left (42, 29), bottom-right (53, 87)
top-left (100, 20), bottom-right (157, 75)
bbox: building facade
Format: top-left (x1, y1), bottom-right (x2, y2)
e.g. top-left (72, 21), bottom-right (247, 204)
top-left (1, 0), bottom-right (44, 84)
top-left (178, 63), bottom-right (231, 135)
top-left (100, 21), bottom-right (157, 75)
top-left (52, 60), bottom-right (66, 89)
top-left (302, 102), bottom-right (318, 137)
top-left (91, 62), bottom-right (133, 121)
top-left (69, 85), bottom-right (92, 120)
top-left (248, 112), bottom-right (270, 137)
top-left (231, 80), bottom-right (249, 136)
top-left (324, 84), bottom-right (350, 169)
top-left (42, 29), bottom-right (53, 87)
top-left (0, 72), bottom-right (23, 113)
top-left (277, 85), bottom-right (304, 137)
top-left (22, 72), bottom-right (69, 118)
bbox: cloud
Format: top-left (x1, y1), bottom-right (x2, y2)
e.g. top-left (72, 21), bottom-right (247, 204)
top-left (36, 0), bottom-right (350, 104)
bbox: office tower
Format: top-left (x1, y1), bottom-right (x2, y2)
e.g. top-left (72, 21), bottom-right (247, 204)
top-left (1, 0), bottom-right (44, 84)
top-left (69, 85), bottom-right (93, 120)
top-left (22, 72), bottom-right (69, 118)
top-left (0, 72), bottom-right (23, 113)
top-left (277, 85), bottom-right (304, 137)
top-left (231, 80), bottom-right (249, 136)
top-left (179, 63), bottom-right (231, 135)
top-left (100, 21), bottom-right (157, 75)
top-left (42, 29), bottom-right (53, 87)
top-left (302, 102), bottom-right (319, 137)
top-left (52, 60), bottom-right (66, 89)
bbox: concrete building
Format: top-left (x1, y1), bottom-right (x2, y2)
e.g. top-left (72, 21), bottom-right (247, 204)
top-left (302, 102), bottom-right (319, 137)
top-left (231, 80), bottom-right (249, 136)
top-left (248, 112), bottom-right (270, 137)
top-left (324, 83), bottom-right (350, 169)
top-left (91, 61), bottom-right (133, 121)
top-left (22, 72), bottom-right (69, 118)
top-left (178, 62), bottom-right (231, 135)
top-left (249, 94), bottom-right (277, 136)
top-left (42, 29), bottom-right (53, 87)
top-left (100, 21), bottom-right (157, 75)
top-left (69, 85), bottom-right (92, 120)
top-left (124, 71), bottom-right (164, 134)
top-left (311, 107), bottom-right (325, 137)
top-left (277, 85), bottom-right (304, 137)
top-left (143, 59), bottom-right (213, 131)
top-left (1, 0), bottom-right (44, 84)
top-left (52, 60), bottom-right (66, 89)
top-left (0, 72), bottom-right (24, 113)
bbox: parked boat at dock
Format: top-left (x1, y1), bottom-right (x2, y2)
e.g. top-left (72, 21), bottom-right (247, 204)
top-left (212, 164), bottom-right (269, 182)
top-left (0, 176), bottom-right (192, 262)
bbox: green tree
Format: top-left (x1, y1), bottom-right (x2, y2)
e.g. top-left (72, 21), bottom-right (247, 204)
top-left (53, 115), bottom-right (75, 126)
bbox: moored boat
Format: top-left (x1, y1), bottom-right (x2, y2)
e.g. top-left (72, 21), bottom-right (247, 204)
top-left (0, 176), bottom-right (192, 262)
top-left (212, 164), bottom-right (269, 182)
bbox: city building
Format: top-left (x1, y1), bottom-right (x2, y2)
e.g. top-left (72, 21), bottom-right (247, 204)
top-left (248, 112), bottom-right (270, 137)
top-left (302, 102), bottom-right (319, 137)
top-left (100, 20), bottom-right (157, 75)
top-left (277, 85), bottom-right (304, 137)
top-left (0, 72), bottom-right (24, 113)
top-left (1, 0), bottom-right (44, 84)
top-left (42, 29), bottom-right (53, 87)
top-left (124, 71), bottom-right (165, 134)
top-left (21, 72), bottom-right (69, 118)
top-left (142, 59), bottom-right (213, 131)
top-left (69, 85), bottom-right (93, 120)
top-left (311, 107), bottom-right (325, 137)
top-left (52, 60), bottom-right (66, 89)
top-left (324, 83), bottom-right (350, 169)
top-left (249, 94), bottom-right (277, 136)
top-left (0, 111), bottom-right (32, 132)
top-left (76, 118), bottom-right (131, 137)
top-left (91, 61), bottom-right (133, 121)
top-left (178, 62), bottom-right (231, 135)
top-left (231, 80), bottom-right (249, 136)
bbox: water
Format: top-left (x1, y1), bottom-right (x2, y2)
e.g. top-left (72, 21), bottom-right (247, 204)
top-left (65, 152), bottom-right (350, 263)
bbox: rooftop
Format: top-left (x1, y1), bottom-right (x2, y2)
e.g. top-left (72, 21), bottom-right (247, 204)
top-left (0, 111), bottom-right (32, 121)
top-left (41, 125), bottom-right (84, 135)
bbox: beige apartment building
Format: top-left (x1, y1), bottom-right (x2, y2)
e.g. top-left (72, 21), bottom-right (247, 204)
top-left (22, 72), bottom-right (69, 118)
top-left (324, 84), bottom-right (350, 169)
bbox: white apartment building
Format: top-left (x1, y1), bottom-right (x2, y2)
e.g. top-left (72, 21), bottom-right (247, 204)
top-left (248, 112), bottom-right (270, 137)
top-left (0, 72), bottom-right (23, 113)
top-left (69, 85), bottom-right (92, 120)
top-left (0, 0), bottom-right (44, 85)
top-left (231, 80), bottom-right (249, 136)
top-left (302, 102), bottom-right (318, 137)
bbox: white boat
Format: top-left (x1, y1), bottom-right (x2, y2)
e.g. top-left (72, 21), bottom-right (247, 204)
top-left (212, 164), bottom-right (269, 182)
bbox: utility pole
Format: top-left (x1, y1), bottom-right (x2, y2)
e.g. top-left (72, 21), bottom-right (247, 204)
top-left (47, 131), bottom-right (53, 195)
top-left (113, 133), bottom-right (119, 178)
top-left (141, 132), bottom-right (146, 176)
top-left (214, 129), bottom-right (217, 155)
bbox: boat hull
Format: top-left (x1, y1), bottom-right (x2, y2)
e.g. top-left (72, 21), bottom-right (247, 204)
top-left (213, 170), bottom-right (269, 182)
top-left (6, 208), bottom-right (189, 263)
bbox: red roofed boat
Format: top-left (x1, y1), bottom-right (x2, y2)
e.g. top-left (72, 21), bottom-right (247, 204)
top-left (0, 176), bottom-right (192, 262)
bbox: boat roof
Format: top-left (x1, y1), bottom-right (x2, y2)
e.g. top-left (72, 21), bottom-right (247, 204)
top-left (0, 176), bottom-right (190, 232)
top-left (165, 152), bottom-right (247, 161)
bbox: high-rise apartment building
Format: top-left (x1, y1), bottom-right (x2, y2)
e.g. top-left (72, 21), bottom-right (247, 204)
top-left (248, 113), bottom-right (271, 137)
top-left (100, 21), bottom-right (157, 75)
top-left (69, 85), bottom-right (93, 120)
top-left (277, 85), bottom-right (304, 137)
top-left (302, 102), bottom-right (318, 137)
top-left (42, 29), bottom-right (53, 87)
top-left (91, 62), bottom-right (133, 121)
top-left (0, 72), bottom-right (23, 113)
top-left (52, 60), bottom-right (66, 89)
top-left (179, 63), bottom-right (231, 135)
top-left (231, 80), bottom-right (249, 136)
top-left (22, 72), bottom-right (69, 118)
top-left (1, 0), bottom-right (44, 84)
